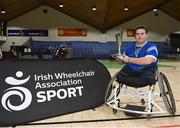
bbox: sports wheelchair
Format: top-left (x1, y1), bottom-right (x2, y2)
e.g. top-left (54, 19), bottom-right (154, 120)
top-left (105, 67), bottom-right (176, 119)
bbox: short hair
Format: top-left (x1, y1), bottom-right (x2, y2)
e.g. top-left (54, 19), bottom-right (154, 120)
top-left (135, 25), bottom-right (148, 33)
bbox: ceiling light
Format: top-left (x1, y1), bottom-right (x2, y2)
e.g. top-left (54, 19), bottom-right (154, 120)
top-left (92, 5), bottom-right (96, 11)
top-left (1, 9), bottom-right (6, 14)
top-left (59, 2), bottom-right (63, 8)
top-left (153, 9), bottom-right (158, 12)
top-left (124, 4), bottom-right (128, 11)
top-left (153, 9), bottom-right (159, 16)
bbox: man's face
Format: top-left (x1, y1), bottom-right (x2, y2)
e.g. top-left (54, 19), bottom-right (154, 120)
top-left (135, 28), bottom-right (147, 44)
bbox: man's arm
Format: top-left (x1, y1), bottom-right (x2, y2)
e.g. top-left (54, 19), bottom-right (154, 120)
top-left (120, 55), bottom-right (156, 65)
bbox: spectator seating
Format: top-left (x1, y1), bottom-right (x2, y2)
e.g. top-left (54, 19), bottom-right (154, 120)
top-left (29, 41), bottom-right (176, 59)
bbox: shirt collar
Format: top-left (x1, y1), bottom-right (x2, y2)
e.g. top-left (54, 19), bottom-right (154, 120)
top-left (136, 41), bottom-right (148, 48)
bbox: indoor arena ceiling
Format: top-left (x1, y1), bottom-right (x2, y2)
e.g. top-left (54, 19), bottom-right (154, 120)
top-left (0, 0), bottom-right (180, 33)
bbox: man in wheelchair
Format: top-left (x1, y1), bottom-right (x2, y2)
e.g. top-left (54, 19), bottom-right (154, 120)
top-left (116, 25), bottom-right (158, 87)
top-left (106, 25), bottom-right (176, 117)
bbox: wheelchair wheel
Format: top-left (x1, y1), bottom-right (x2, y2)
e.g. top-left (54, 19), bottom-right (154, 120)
top-left (104, 71), bottom-right (121, 103)
top-left (158, 72), bottom-right (176, 116)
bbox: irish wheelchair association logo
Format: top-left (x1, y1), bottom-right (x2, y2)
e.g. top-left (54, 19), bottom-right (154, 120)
top-left (1, 71), bottom-right (32, 112)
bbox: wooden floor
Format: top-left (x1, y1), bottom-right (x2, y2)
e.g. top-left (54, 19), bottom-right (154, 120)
top-left (8, 60), bottom-right (180, 128)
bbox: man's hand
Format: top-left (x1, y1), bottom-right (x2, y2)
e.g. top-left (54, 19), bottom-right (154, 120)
top-left (112, 54), bottom-right (125, 64)
top-left (119, 55), bottom-right (130, 63)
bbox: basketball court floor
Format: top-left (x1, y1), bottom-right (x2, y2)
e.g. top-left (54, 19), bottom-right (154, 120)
top-left (10, 60), bottom-right (180, 128)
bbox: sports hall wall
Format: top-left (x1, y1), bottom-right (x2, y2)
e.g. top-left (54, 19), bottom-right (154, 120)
top-left (2, 5), bottom-right (180, 51)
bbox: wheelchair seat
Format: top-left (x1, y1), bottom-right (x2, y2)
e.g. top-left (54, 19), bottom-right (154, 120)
top-left (116, 76), bottom-right (156, 88)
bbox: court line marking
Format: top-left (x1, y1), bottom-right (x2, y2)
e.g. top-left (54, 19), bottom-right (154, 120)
top-left (14, 114), bottom-right (180, 127)
top-left (153, 124), bottom-right (180, 128)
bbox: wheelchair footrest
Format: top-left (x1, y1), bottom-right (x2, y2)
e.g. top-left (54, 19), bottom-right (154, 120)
top-left (124, 104), bottom-right (146, 117)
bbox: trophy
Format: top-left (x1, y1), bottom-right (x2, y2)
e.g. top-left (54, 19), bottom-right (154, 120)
top-left (114, 29), bottom-right (123, 59)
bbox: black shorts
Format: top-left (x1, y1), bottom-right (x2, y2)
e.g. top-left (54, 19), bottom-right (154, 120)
top-left (116, 66), bottom-right (156, 87)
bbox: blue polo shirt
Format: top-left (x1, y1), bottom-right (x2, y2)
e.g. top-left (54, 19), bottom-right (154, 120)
top-left (124, 42), bottom-right (158, 71)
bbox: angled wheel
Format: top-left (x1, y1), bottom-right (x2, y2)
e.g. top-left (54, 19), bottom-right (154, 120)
top-left (158, 72), bottom-right (176, 116)
top-left (104, 71), bottom-right (121, 103)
